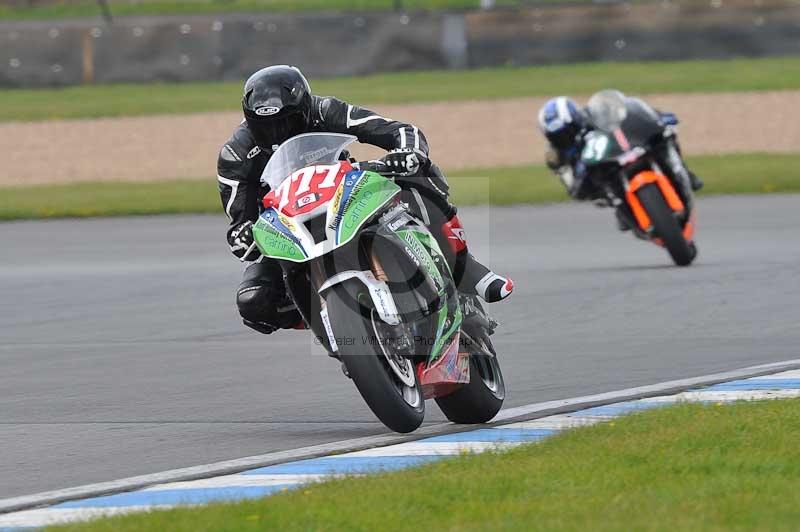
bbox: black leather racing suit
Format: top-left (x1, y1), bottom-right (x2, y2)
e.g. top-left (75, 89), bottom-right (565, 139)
top-left (217, 96), bottom-right (461, 333)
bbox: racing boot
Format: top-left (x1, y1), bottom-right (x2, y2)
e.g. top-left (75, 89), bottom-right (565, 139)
top-left (688, 171), bottom-right (704, 191)
top-left (439, 214), bottom-right (514, 303)
top-left (469, 259), bottom-right (515, 303)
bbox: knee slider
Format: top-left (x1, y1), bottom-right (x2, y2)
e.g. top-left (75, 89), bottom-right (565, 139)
top-left (236, 285), bottom-right (272, 322)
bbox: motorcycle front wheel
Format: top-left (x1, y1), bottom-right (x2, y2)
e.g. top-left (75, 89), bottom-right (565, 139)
top-left (637, 183), bottom-right (696, 266)
top-left (325, 282), bottom-right (424, 433)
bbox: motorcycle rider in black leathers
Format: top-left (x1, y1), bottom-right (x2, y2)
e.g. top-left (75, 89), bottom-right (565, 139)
top-left (218, 65), bottom-right (513, 335)
top-left (537, 94), bottom-right (703, 229)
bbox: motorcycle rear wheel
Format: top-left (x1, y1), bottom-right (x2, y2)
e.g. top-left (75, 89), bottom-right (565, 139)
top-left (326, 283), bottom-right (424, 434)
top-left (637, 183), bottom-right (696, 266)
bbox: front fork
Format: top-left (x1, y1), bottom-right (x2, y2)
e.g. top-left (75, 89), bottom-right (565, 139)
top-left (282, 247), bottom-right (377, 357)
top-left (460, 294), bottom-right (498, 359)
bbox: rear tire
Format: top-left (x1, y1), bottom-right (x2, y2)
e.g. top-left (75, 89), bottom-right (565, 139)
top-left (435, 335), bottom-right (505, 424)
top-left (325, 284), bottom-right (424, 433)
top-left (637, 183), bottom-right (695, 266)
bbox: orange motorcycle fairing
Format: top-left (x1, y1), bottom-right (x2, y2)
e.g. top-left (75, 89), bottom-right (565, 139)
top-left (625, 170), bottom-right (686, 233)
top-left (682, 209), bottom-right (696, 242)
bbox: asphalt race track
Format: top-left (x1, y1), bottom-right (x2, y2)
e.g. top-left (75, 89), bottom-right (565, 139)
top-left (2, 195), bottom-right (798, 499)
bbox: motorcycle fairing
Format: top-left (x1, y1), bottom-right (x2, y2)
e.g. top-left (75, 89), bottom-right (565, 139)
top-left (266, 161), bottom-right (352, 218)
top-left (394, 228), bottom-right (445, 292)
top-left (256, 148), bottom-right (465, 384)
top-left (627, 170), bottom-right (695, 243)
top-left (252, 209), bottom-right (308, 262)
top-left (333, 170), bottom-right (401, 246)
top-left (579, 93), bottom-right (697, 253)
top-left (317, 269), bottom-right (401, 326)
top-left (580, 130), bottom-right (621, 166)
top-left (417, 332), bottom-right (469, 400)
top-left (253, 166), bottom-right (401, 263)
top-left (392, 225), bottom-right (462, 364)
top-left (315, 213), bottom-right (463, 375)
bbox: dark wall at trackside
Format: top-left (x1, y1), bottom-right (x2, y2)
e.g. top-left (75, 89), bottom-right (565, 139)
top-left (1, 1), bottom-right (798, 87)
top-left (465, 1), bottom-right (800, 67)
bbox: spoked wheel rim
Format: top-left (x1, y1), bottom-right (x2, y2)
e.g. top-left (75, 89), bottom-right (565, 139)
top-left (370, 311), bottom-right (422, 409)
top-left (473, 340), bottom-right (505, 400)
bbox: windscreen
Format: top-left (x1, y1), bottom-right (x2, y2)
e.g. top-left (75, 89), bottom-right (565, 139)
top-left (586, 89), bottom-right (628, 132)
top-left (261, 133), bottom-right (357, 190)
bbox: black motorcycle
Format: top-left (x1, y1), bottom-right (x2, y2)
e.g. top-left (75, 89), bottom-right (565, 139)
top-left (577, 90), bottom-right (698, 266)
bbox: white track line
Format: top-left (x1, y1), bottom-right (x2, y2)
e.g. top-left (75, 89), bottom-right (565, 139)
top-left (0, 506), bottom-right (174, 528)
top-left (346, 441), bottom-right (521, 457)
top-left (142, 474), bottom-right (332, 491)
top-left (492, 358), bottom-right (800, 422)
top-left (745, 370), bottom-right (800, 379)
top-left (502, 415), bottom-right (606, 430)
top-left (645, 389), bottom-right (800, 402)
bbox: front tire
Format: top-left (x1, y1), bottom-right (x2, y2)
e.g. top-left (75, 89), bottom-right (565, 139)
top-left (435, 335), bottom-right (505, 424)
top-left (637, 183), bottom-right (696, 266)
top-left (325, 283), bottom-right (424, 433)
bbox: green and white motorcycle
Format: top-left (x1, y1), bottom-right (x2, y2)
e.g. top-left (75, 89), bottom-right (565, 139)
top-left (252, 133), bottom-right (505, 433)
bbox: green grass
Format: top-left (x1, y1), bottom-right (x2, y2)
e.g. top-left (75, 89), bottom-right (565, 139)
top-left (3, 57), bottom-right (800, 122)
top-left (454, 152), bottom-right (800, 206)
top-left (49, 398), bottom-right (800, 531)
top-left (0, 0), bottom-right (591, 20)
top-left (0, 180), bottom-right (222, 220)
top-left (1, 153), bottom-right (797, 221)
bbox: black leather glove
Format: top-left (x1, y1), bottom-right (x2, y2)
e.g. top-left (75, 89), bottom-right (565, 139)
top-left (381, 148), bottom-right (427, 177)
top-left (230, 220), bottom-right (260, 261)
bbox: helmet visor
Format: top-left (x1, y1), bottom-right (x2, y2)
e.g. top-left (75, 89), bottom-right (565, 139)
top-left (245, 108), bottom-right (309, 149)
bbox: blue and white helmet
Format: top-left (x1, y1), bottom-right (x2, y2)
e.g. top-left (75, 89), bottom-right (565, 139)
top-left (537, 96), bottom-right (586, 150)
